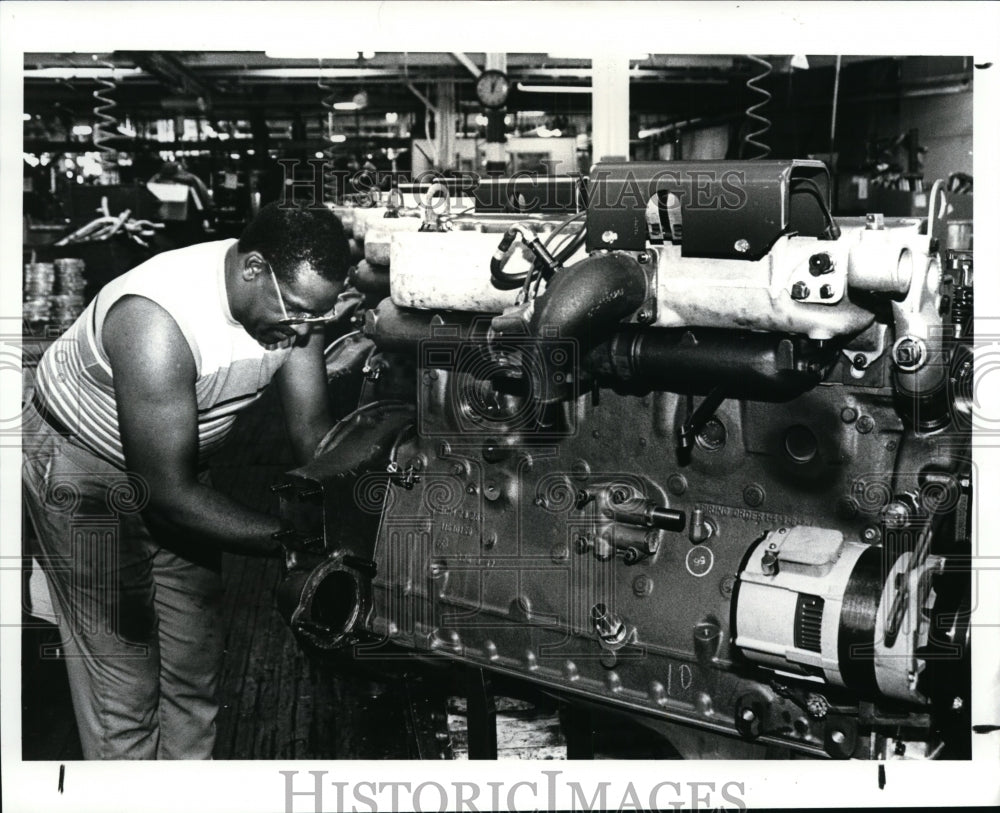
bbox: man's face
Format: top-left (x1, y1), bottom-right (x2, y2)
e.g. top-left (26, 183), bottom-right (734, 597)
top-left (247, 256), bottom-right (343, 350)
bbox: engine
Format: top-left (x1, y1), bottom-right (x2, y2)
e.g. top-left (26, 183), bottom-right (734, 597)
top-left (274, 161), bottom-right (973, 759)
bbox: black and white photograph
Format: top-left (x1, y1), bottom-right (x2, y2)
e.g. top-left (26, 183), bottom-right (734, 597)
top-left (2, 2), bottom-right (998, 811)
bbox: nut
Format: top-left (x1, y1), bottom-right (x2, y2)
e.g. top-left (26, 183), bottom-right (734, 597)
top-left (808, 252), bottom-right (834, 276)
top-left (790, 281), bottom-right (810, 300)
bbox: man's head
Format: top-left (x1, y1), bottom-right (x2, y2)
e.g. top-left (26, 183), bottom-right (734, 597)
top-left (233, 203), bottom-right (351, 348)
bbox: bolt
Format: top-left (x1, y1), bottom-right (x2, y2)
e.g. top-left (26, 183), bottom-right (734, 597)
top-left (734, 239), bottom-right (750, 254)
top-left (852, 354), bottom-right (868, 370)
top-left (636, 309), bottom-right (651, 323)
top-left (575, 535), bottom-right (590, 554)
top-left (743, 484), bottom-right (765, 508)
top-left (856, 415), bottom-right (875, 434)
top-left (533, 495), bottom-right (547, 508)
top-left (632, 575), bottom-right (654, 597)
top-left (667, 474), bottom-right (688, 496)
top-left (866, 213), bottom-right (885, 230)
top-left (830, 729), bottom-right (846, 746)
top-left (466, 483), bottom-right (478, 495)
top-left (862, 526), bottom-right (880, 543)
top-left (819, 284), bottom-right (835, 299)
top-left (484, 533), bottom-right (497, 549)
top-left (741, 708), bottom-right (756, 722)
top-left (778, 527), bottom-right (786, 533)
top-left (885, 439), bottom-right (897, 451)
top-left (592, 429), bottom-right (601, 439)
top-left (551, 544), bottom-right (569, 562)
top-left (637, 252), bottom-right (650, 264)
top-left (451, 463), bottom-right (465, 476)
top-left (697, 417), bottom-right (727, 451)
top-left (808, 252), bottom-right (834, 276)
top-left (437, 442), bottom-right (450, 458)
top-left (893, 337), bottom-right (925, 371)
top-left (720, 575), bottom-right (736, 598)
top-left (791, 281), bottom-right (810, 300)
top-left (610, 487), bottom-right (629, 505)
top-left (761, 550), bottom-right (779, 576)
top-left (841, 407), bottom-right (858, 424)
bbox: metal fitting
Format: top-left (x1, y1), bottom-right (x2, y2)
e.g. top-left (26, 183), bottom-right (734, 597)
top-left (892, 335), bottom-right (927, 372)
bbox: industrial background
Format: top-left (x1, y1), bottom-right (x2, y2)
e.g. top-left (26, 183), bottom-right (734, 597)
top-left (21, 50), bottom-right (975, 762)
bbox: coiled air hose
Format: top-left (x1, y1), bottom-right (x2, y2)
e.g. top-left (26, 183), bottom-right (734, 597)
top-left (742, 55), bottom-right (772, 160)
top-left (91, 56), bottom-right (119, 175)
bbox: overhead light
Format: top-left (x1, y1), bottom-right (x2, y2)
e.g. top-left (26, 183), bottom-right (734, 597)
top-left (385, 112), bottom-right (398, 124)
top-left (547, 52), bottom-right (648, 60)
top-left (23, 153), bottom-right (40, 167)
top-left (333, 102), bottom-right (360, 111)
top-left (72, 125), bottom-right (93, 136)
top-left (315, 151), bottom-right (325, 159)
top-left (25, 67), bottom-right (142, 79)
top-left (518, 82), bottom-right (591, 94)
top-left (23, 113), bottom-right (31, 122)
top-left (518, 110), bottom-right (547, 118)
top-left (265, 49), bottom-right (374, 60)
top-left (790, 54), bottom-right (810, 70)
top-left (475, 114), bottom-right (488, 127)
top-left (330, 134), bottom-right (347, 143)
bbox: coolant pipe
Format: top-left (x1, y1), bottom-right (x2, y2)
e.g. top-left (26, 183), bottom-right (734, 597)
top-left (521, 253), bottom-right (648, 404)
top-left (589, 328), bottom-right (832, 401)
top-left (363, 297), bottom-right (481, 353)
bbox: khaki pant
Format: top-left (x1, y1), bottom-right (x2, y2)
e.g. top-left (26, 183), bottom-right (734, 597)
top-left (22, 410), bottom-right (224, 759)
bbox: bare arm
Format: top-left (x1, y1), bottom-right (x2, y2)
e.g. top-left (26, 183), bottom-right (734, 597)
top-left (104, 296), bottom-right (283, 556)
top-left (274, 325), bottom-right (334, 466)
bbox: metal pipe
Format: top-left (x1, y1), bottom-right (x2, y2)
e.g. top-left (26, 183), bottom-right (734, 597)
top-left (588, 327), bottom-right (832, 401)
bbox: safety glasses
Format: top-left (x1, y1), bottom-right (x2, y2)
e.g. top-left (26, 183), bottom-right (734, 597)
top-left (264, 261), bottom-right (337, 326)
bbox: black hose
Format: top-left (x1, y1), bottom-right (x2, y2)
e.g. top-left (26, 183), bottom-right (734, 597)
top-left (791, 177), bottom-right (841, 240)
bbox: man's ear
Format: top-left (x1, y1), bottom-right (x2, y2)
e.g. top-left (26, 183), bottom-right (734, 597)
top-left (242, 252), bottom-right (263, 281)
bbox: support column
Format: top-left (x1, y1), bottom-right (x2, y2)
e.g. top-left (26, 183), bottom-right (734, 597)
top-left (484, 52), bottom-right (508, 175)
top-left (591, 53), bottom-right (631, 164)
top-left (435, 81), bottom-right (457, 170)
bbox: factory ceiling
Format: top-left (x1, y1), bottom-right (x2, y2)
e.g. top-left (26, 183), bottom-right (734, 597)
top-left (24, 51), bottom-right (952, 118)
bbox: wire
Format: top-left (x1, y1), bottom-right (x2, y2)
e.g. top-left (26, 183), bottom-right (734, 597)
top-left (790, 177), bottom-right (841, 240)
top-left (542, 210), bottom-right (587, 250)
top-left (742, 55), bottom-right (772, 159)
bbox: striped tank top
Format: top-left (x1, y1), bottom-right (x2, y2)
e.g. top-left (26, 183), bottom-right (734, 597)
top-left (34, 239), bottom-right (292, 469)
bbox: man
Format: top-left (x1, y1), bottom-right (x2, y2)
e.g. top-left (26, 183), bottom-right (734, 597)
top-left (22, 202), bottom-right (349, 759)
top-left (148, 159), bottom-right (215, 247)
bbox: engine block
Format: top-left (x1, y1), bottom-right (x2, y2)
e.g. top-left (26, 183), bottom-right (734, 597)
top-left (276, 161), bottom-right (972, 760)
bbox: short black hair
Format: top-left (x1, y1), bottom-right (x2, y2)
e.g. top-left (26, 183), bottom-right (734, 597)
top-left (238, 202), bottom-right (350, 284)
